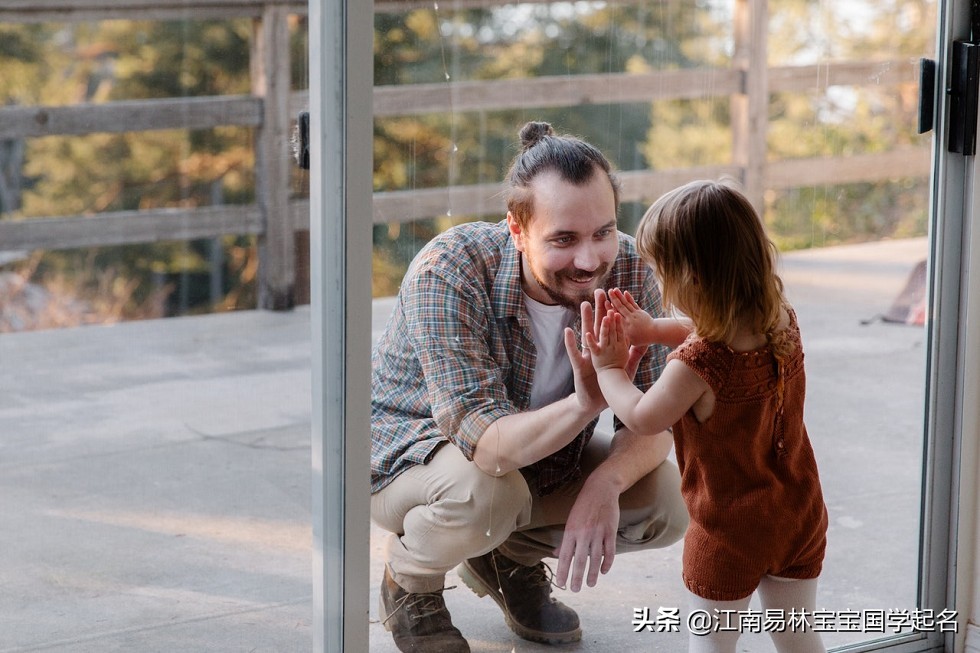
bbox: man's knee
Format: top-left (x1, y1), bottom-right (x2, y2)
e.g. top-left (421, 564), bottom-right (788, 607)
top-left (396, 467), bottom-right (532, 566)
top-left (619, 460), bottom-right (688, 548)
top-left (454, 468), bottom-right (533, 536)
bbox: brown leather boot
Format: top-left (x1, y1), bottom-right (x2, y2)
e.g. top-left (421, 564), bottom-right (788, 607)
top-left (458, 549), bottom-right (581, 644)
top-left (379, 566), bottom-right (470, 653)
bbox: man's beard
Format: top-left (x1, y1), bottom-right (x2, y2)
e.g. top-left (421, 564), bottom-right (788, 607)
top-left (524, 254), bottom-right (612, 311)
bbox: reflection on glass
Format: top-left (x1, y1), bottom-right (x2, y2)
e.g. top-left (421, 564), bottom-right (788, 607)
top-left (0, 0), bottom-right (940, 649)
top-left (0, 14), bottom-right (310, 327)
top-left (370, 1), bottom-right (935, 651)
top-left (0, 7), bottom-right (313, 651)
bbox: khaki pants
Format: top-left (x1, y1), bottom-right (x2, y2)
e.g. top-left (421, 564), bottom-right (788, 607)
top-left (371, 432), bottom-right (688, 593)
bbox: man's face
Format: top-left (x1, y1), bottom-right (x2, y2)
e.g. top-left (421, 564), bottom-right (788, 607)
top-left (507, 169), bottom-right (619, 310)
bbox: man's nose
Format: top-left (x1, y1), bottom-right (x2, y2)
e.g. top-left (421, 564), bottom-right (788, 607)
top-left (574, 243), bottom-right (601, 271)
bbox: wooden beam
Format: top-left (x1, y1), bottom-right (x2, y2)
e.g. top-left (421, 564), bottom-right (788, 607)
top-left (766, 148), bottom-right (932, 189)
top-left (290, 198), bottom-right (310, 232)
top-left (0, 0), bottom-right (302, 8)
top-left (731, 0), bottom-right (768, 212)
top-left (373, 60), bottom-right (913, 117)
top-left (0, 149), bottom-right (930, 253)
top-left (0, 61), bottom-right (914, 140)
top-left (769, 60), bottom-right (918, 93)
top-left (252, 5), bottom-right (296, 310)
top-left (0, 96), bottom-right (262, 139)
top-left (375, 0), bottom-right (501, 11)
top-left (289, 90), bottom-right (310, 121)
top-left (367, 150), bottom-right (931, 225)
top-left (375, 69), bottom-right (740, 116)
top-left (0, 205), bottom-right (264, 251)
top-left (0, 0), bottom-right (305, 22)
top-left (373, 0), bottom-right (677, 13)
top-left (617, 166), bottom-right (744, 205)
top-left (369, 165), bottom-right (742, 223)
top-left (372, 183), bottom-right (505, 223)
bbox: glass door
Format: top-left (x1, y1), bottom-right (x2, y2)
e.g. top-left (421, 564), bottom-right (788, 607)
top-left (310, 0), bottom-right (979, 650)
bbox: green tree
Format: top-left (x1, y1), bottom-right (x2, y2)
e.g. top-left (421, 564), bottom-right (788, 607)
top-left (0, 17), bottom-right (308, 327)
top-left (371, 2), bottom-right (729, 292)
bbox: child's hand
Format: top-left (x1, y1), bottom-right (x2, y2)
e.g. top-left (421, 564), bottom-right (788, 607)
top-left (584, 311), bottom-right (630, 371)
top-left (607, 288), bottom-right (657, 346)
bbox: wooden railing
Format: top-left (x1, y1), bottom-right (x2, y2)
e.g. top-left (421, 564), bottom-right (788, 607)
top-left (0, 0), bottom-right (932, 309)
top-left (0, 0), bottom-right (309, 309)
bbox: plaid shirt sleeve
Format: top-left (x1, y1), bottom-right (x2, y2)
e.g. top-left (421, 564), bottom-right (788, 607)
top-left (371, 224), bottom-right (524, 493)
top-left (400, 263), bottom-right (517, 459)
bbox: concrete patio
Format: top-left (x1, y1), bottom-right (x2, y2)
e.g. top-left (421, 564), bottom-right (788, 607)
top-left (0, 237), bottom-right (929, 652)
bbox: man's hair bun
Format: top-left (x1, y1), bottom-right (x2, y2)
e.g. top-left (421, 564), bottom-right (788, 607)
top-left (519, 121), bottom-right (554, 151)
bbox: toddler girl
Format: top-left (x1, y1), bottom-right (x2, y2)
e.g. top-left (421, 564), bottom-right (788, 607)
top-left (584, 180), bottom-right (828, 653)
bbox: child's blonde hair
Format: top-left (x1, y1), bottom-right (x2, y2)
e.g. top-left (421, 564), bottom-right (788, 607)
top-left (635, 179), bottom-right (790, 356)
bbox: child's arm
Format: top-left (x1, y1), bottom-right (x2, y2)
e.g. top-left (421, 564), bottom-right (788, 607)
top-left (586, 312), bottom-right (707, 434)
top-left (606, 288), bottom-right (693, 348)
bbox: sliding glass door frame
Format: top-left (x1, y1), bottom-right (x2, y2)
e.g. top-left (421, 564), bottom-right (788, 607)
top-left (926, 0), bottom-right (980, 651)
top-left (310, 0), bottom-right (373, 651)
top-left (307, 0), bottom-right (980, 650)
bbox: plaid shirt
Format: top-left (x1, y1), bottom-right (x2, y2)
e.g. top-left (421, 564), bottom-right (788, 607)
top-left (371, 219), bottom-right (668, 495)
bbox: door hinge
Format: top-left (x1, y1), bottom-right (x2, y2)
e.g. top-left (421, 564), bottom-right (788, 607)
top-left (948, 41), bottom-right (980, 155)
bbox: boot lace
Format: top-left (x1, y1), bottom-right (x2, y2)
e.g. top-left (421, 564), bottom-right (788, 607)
top-left (498, 557), bottom-right (560, 591)
top-left (382, 585), bottom-right (458, 626)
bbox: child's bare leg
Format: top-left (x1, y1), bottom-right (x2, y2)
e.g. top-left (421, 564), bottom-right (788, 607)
top-left (757, 576), bottom-right (825, 653)
top-left (685, 590), bottom-right (751, 653)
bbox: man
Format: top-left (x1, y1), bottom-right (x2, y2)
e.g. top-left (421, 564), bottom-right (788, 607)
top-left (371, 121), bottom-right (688, 652)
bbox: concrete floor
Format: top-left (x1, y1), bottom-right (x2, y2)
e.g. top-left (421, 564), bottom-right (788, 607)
top-left (0, 237), bottom-right (929, 652)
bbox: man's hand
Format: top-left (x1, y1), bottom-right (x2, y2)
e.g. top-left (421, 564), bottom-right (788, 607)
top-left (563, 322), bottom-right (606, 417)
top-left (554, 476), bottom-right (621, 592)
top-left (565, 292), bottom-right (615, 416)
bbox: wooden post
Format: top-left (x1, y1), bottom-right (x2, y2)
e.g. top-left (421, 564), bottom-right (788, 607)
top-left (0, 138), bottom-right (25, 215)
top-left (252, 4), bottom-right (295, 310)
top-left (732, 0), bottom-right (768, 215)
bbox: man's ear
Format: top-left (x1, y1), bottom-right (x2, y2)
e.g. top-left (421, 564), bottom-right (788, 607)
top-left (506, 211), bottom-right (526, 253)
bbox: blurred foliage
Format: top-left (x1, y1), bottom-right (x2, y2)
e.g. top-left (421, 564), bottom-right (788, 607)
top-left (373, 0), bottom-right (935, 297)
top-left (0, 15), bottom-right (306, 329)
top-left (768, 178), bottom-right (930, 250)
top-left (0, 2), bottom-right (936, 329)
